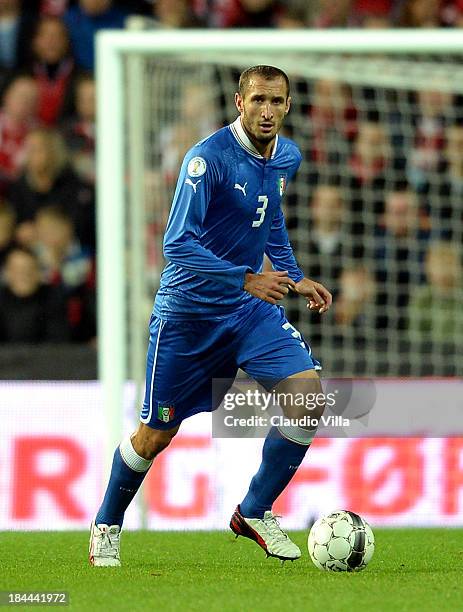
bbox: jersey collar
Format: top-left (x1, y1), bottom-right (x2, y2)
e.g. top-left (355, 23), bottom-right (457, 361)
top-left (230, 117), bottom-right (278, 160)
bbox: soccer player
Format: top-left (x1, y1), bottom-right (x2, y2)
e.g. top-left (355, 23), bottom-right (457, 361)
top-left (89, 65), bottom-right (332, 566)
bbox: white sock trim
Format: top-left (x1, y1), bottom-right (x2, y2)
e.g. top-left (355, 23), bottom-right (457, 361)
top-left (119, 436), bottom-right (153, 472)
top-left (277, 424), bottom-right (316, 446)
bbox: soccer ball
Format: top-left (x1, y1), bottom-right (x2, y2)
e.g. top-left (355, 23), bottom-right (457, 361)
top-left (308, 510), bottom-right (375, 572)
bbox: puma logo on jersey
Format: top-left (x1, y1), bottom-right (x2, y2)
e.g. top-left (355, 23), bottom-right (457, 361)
top-left (185, 178), bottom-right (201, 193)
top-left (234, 181), bottom-right (247, 196)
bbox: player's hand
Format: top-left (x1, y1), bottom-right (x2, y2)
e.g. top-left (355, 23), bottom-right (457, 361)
top-left (294, 277), bottom-right (332, 314)
top-left (243, 271), bottom-right (296, 305)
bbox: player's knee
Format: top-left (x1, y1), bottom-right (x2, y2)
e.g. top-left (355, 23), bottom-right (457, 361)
top-left (309, 396), bottom-right (325, 421)
top-left (132, 423), bottom-right (179, 460)
top-left (305, 380), bottom-right (325, 422)
top-left (276, 368), bottom-right (325, 422)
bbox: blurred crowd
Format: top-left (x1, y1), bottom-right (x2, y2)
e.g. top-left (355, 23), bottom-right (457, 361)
top-left (281, 80), bottom-right (463, 375)
top-left (0, 1), bottom-right (462, 377)
top-left (0, 1), bottom-right (101, 344)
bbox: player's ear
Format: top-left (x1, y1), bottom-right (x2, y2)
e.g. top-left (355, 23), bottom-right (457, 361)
top-left (235, 92), bottom-right (244, 114)
top-left (285, 96), bottom-right (291, 115)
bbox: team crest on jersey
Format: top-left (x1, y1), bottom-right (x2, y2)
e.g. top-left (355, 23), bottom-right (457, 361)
top-left (278, 174), bottom-right (287, 196)
top-left (187, 156), bottom-right (207, 177)
top-left (157, 404), bottom-right (175, 423)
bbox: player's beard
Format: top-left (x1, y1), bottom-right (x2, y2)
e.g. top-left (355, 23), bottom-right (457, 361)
top-left (254, 131), bottom-right (276, 144)
top-left (243, 113), bottom-right (281, 145)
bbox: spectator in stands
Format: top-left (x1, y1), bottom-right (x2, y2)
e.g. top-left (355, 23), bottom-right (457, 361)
top-left (303, 184), bottom-right (347, 290)
top-left (34, 205), bottom-right (96, 341)
top-left (334, 265), bottom-right (376, 328)
top-left (328, 264), bottom-right (377, 375)
top-left (407, 89), bottom-right (454, 191)
top-left (310, 1), bottom-right (342, 27)
top-left (408, 242), bottom-right (463, 373)
top-left (379, 187), bottom-right (429, 240)
top-left (151, 0), bottom-right (207, 27)
top-left (0, 75), bottom-right (38, 194)
top-left (208, 0), bottom-right (283, 28)
top-left (0, 246), bottom-right (69, 342)
top-left (350, 120), bottom-right (391, 186)
top-left (348, 119), bottom-right (392, 235)
top-left (28, 15), bottom-right (76, 126)
top-left (308, 78), bottom-right (357, 168)
top-left (424, 123), bottom-right (463, 238)
top-left (63, 73), bottom-right (95, 184)
top-left (34, 204), bottom-right (92, 288)
top-left (441, 0), bottom-right (463, 26)
top-left (161, 80), bottom-right (219, 185)
top-left (274, 3), bottom-right (310, 27)
top-left (0, 0), bottom-right (37, 76)
top-left (444, 124), bottom-right (463, 184)
top-left (311, 0), bottom-right (394, 28)
top-left (288, 183), bottom-right (353, 346)
top-left (0, 200), bottom-right (15, 265)
top-left (9, 127), bottom-right (95, 249)
top-left (64, 0), bottom-right (127, 72)
top-left (374, 188), bottom-right (430, 329)
top-left (41, 0), bottom-right (69, 16)
top-left (397, 0), bottom-right (442, 27)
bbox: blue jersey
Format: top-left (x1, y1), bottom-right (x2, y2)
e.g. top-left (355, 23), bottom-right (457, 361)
top-left (154, 117), bottom-right (304, 320)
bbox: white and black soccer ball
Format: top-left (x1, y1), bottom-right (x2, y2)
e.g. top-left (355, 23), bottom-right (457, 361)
top-left (308, 510), bottom-right (375, 572)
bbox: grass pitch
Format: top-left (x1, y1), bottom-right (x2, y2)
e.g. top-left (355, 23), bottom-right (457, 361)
top-left (1, 529), bottom-right (462, 611)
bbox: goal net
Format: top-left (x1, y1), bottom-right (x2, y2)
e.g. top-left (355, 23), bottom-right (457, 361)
top-left (97, 31), bottom-right (463, 443)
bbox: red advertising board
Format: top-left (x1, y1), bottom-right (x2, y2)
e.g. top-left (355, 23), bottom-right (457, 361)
top-left (1, 382), bottom-right (462, 529)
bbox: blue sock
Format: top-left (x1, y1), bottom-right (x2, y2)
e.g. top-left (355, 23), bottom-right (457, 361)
top-left (95, 440), bottom-right (152, 528)
top-left (240, 427), bottom-right (311, 519)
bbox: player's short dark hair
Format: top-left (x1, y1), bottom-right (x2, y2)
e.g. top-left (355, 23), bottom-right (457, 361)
top-left (239, 65), bottom-right (290, 99)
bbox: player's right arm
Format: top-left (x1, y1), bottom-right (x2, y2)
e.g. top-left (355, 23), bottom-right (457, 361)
top-left (163, 150), bottom-right (293, 301)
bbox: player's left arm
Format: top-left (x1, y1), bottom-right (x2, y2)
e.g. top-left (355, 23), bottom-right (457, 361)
top-left (265, 207), bottom-right (332, 314)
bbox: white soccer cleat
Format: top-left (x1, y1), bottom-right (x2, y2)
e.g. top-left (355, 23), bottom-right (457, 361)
top-left (230, 505), bottom-right (301, 561)
top-left (88, 520), bottom-right (121, 567)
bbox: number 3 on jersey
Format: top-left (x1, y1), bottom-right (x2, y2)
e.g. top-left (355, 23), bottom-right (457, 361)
top-left (252, 195), bottom-right (268, 228)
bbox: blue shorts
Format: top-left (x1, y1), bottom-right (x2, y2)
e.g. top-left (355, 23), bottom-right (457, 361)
top-left (140, 299), bottom-right (320, 430)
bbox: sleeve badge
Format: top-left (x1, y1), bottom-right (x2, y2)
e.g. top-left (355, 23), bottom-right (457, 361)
top-left (187, 156), bottom-right (207, 177)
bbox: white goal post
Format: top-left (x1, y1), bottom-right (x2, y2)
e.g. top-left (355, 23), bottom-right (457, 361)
top-left (96, 29), bottom-right (463, 466)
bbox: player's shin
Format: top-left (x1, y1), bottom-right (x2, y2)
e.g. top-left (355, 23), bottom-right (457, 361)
top-left (239, 423), bottom-right (318, 519)
top-left (95, 436), bottom-right (153, 528)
